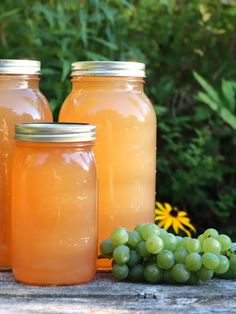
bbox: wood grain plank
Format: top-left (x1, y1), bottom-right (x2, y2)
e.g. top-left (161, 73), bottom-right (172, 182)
top-left (0, 271), bottom-right (235, 313)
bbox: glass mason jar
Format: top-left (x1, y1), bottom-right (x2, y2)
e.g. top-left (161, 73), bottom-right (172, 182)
top-left (59, 61), bottom-right (157, 269)
top-left (11, 123), bottom-right (97, 286)
top-left (0, 60), bottom-right (52, 269)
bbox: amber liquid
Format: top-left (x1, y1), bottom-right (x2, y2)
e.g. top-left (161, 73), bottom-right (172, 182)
top-left (59, 77), bottom-right (156, 269)
top-left (0, 75), bottom-right (52, 269)
top-left (11, 142), bottom-right (97, 285)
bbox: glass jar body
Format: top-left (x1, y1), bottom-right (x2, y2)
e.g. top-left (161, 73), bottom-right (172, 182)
top-left (11, 141), bottom-right (97, 285)
top-left (0, 74), bottom-right (52, 269)
top-left (59, 76), bottom-right (156, 269)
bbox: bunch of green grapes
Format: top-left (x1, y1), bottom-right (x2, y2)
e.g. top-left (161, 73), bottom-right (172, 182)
top-left (100, 224), bottom-right (236, 284)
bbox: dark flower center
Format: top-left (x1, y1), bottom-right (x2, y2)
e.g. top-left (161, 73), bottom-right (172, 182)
top-left (170, 209), bottom-right (178, 217)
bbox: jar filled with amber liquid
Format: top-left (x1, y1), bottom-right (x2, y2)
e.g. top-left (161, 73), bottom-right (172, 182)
top-left (59, 62), bottom-right (156, 269)
top-left (0, 60), bottom-right (52, 269)
top-left (11, 123), bottom-right (97, 285)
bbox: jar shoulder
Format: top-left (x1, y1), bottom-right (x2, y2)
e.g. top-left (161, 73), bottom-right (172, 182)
top-left (0, 89), bottom-right (52, 120)
top-left (13, 145), bottom-right (96, 174)
top-left (60, 90), bottom-right (156, 121)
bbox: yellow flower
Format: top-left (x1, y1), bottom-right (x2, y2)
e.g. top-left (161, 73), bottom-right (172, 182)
top-left (155, 202), bottom-right (196, 237)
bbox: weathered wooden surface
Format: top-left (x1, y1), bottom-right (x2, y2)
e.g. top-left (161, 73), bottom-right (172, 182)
top-left (0, 271), bottom-right (235, 314)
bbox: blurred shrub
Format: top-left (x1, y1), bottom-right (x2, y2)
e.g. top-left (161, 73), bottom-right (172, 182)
top-left (194, 72), bottom-right (236, 130)
top-left (0, 0), bottom-right (236, 238)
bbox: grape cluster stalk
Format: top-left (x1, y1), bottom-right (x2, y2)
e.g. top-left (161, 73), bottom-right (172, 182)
top-left (100, 224), bottom-right (236, 284)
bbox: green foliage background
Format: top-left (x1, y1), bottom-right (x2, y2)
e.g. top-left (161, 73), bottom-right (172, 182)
top-left (1, 0), bottom-right (236, 239)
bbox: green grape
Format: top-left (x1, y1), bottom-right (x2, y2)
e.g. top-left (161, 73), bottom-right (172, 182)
top-left (134, 223), bottom-right (146, 235)
top-left (162, 270), bottom-right (175, 284)
top-left (127, 250), bottom-right (141, 267)
top-left (111, 227), bottom-right (129, 247)
top-left (128, 231), bottom-right (142, 248)
top-left (217, 266), bottom-right (236, 279)
top-left (146, 236), bottom-right (164, 254)
top-left (176, 236), bottom-right (183, 247)
top-left (230, 254), bottom-right (236, 272)
top-left (187, 273), bottom-right (200, 285)
top-left (159, 228), bottom-right (168, 241)
top-left (171, 263), bottom-right (190, 283)
top-left (128, 264), bottom-right (144, 282)
top-left (163, 233), bottom-right (177, 251)
top-left (100, 239), bottom-right (113, 257)
top-left (137, 241), bottom-right (149, 257)
top-left (214, 255), bottom-right (230, 274)
top-left (144, 264), bottom-right (163, 283)
top-left (196, 266), bottom-right (214, 281)
top-left (112, 263), bottom-right (129, 281)
top-left (185, 253), bottom-right (202, 271)
top-left (217, 234), bottom-right (232, 252)
top-left (202, 237), bottom-right (221, 254)
top-left (181, 237), bottom-right (191, 248)
top-left (197, 234), bottom-right (205, 246)
top-left (202, 252), bottom-right (220, 270)
top-left (156, 250), bottom-right (175, 270)
top-left (203, 228), bottom-right (219, 238)
top-left (113, 245), bottom-right (130, 264)
top-left (175, 247), bottom-right (188, 263)
top-left (186, 238), bottom-right (201, 253)
top-left (141, 223), bottom-right (160, 240)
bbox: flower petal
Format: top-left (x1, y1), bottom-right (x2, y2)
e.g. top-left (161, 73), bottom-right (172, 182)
top-left (155, 209), bottom-right (166, 215)
top-left (155, 202), bottom-right (166, 212)
top-left (182, 228), bottom-right (191, 237)
top-left (178, 217), bottom-right (196, 232)
top-left (172, 220), bottom-right (179, 234)
top-left (155, 216), bottom-right (166, 221)
top-left (178, 211), bottom-right (188, 217)
top-left (164, 203), bottom-right (172, 212)
top-left (178, 217), bottom-right (191, 223)
top-left (157, 220), bottom-right (166, 228)
top-left (172, 218), bottom-right (192, 237)
top-left (164, 217), bottom-right (172, 230)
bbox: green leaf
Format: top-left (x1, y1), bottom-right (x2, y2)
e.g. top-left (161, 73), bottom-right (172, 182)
top-left (196, 92), bottom-right (218, 111)
top-left (99, 3), bottom-right (115, 24)
top-left (33, 3), bottom-right (55, 27)
top-left (194, 107), bottom-right (211, 121)
top-left (160, 0), bottom-right (176, 14)
top-left (79, 7), bottom-right (88, 47)
top-left (220, 107), bottom-right (236, 130)
top-left (91, 37), bottom-right (117, 50)
top-left (221, 79), bottom-right (236, 112)
top-left (41, 68), bottom-right (58, 76)
top-left (227, 7), bottom-right (236, 16)
top-left (154, 105), bottom-right (167, 116)
top-left (85, 51), bottom-right (108, 61)
top-left (0, 8), bottom-right (20, 21)
top-left (193, 72), bottom-right (221, 107)
top-left (49, 99), bottom-right (58, 113)
top-left (57, 2), bottom-right (66, 30)
top-left (61, 60), bottom-right (71, 82)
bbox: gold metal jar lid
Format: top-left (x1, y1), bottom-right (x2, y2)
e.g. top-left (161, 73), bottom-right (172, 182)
top-left (15, 123), bottom-right (96, 142)
top-left (71, 61), bottom-right (145, 77)
top-left (0, 59), bottom-right (41, 74)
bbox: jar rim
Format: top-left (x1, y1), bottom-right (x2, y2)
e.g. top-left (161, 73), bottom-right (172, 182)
top-left (0, 59), bottom-right (41, 75)
top-left (71, 61), bottom-right (145, 77)
top-left (15, 123), bottom-right (96, 143)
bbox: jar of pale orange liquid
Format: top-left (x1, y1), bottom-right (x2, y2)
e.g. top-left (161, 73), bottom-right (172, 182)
top-left (59, 62), bottom-right (156, 269)
top-left (0, 60), bottom-right (52, 270)
top-left (11, 123), bottom-right (97, 286)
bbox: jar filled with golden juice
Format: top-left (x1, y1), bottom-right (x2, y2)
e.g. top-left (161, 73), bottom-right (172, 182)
top-left (11, 123), bottom-right (97, 286)
top-left (59, 62), bottom-right (156, 269)
top-left (0, 60), bottom-right (52, 269)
